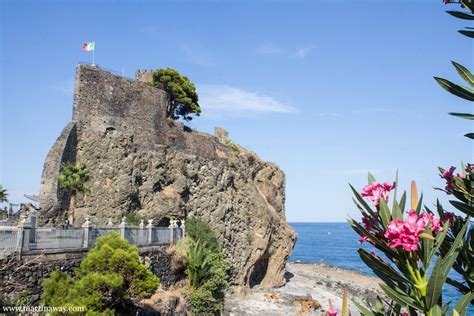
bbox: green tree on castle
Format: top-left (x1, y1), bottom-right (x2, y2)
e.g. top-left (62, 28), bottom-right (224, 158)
top-left (58, 162), bottom-right (90, 224)
top-left (151, 68), bottom-right (201, 121)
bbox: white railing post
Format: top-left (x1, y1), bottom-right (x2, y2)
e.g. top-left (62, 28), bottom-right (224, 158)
top-left (139, 220), bottom-right (145, 245)
top-left (82, 215), bottom-right (92, 248)
top-left (107, 218), bottom-right (114, 227)
top-left (119, 216), bottom-right (127, 240)
top-left (29, 211), bottom-right (37, 243)
top-left (17, 214), bottom-right (31, 252)
top-left (181, 219), bottom-right (185, 238)
top-left (146, 219), bottom-right (154, 244)
top-left (169, 219), bottom-right (176, 243)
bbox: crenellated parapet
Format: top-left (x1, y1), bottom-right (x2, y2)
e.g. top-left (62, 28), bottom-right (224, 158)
top-left (135, 69), bottom-right (154, 83)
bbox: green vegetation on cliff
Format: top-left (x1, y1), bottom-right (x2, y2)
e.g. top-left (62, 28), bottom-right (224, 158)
top-left (41, 232), bottom-right (159, 314)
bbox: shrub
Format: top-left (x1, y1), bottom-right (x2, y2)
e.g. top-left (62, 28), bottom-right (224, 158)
top-left (41, 232), bottom-right (159, 314)
top-left (188, 247), bottom-right (228, 314)
top-left (123, 213), bottom-right (147, 226)
top-left (167, 237), bottom-right (192, 272)
top-left (180, 218), bottom-right (228, 314)
top-left (185, 218), bottom-right (220, 252)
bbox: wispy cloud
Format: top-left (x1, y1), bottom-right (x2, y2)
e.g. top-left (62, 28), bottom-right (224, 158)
top-left (256, 42), bottom-right (312, 59)
top-left (198, 84), bottom-right (296, 118)
top-left (294, 47), bottom-right (312, 59)
top-left (256, 42), bottom-right (284, 55)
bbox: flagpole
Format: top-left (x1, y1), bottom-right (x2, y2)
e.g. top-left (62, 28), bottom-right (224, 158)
top-left (92, 48), bottom-right (95, 65)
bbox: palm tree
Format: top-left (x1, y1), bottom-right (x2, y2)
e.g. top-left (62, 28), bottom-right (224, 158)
top-left (58, 162), bottom-right (90, 224)
top-left (0, 186), bottom-right (8, 203)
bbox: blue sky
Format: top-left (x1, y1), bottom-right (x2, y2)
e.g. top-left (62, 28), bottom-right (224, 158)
top-left (1, 0), bottom-right (472, 221)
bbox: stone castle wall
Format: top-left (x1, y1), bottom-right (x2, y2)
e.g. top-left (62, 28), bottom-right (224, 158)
top-left (72, 64), bottom-right (169, 150)
top-left (38, 122), bottom-right (77, 219)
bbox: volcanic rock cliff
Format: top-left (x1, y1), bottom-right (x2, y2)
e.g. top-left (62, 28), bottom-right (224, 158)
top-left (38, 64), bottom-right (296, 288)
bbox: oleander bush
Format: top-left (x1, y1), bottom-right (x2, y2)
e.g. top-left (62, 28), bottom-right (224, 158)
top-left (41, 232), bottom-right (159, 315)
top-left (348, 168), bottom-right (473, 315)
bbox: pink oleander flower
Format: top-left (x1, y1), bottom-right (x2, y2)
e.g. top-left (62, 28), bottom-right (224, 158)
top-left (327, 308), bottom-right (338, 316)
top-left (361, 181), bottom-right (396, 206)
top-left (358, 235), bottom-right (369, 245)
top-left (362, 217), bottom-right (372, 230)
top-left (444, 212), bottom-right (455, 222)
top-left (440, 166), bottom-right (456, 194)
top-left (384, 210), bottom-right (443, 252)
top-left (401, 312), bottom-right (409, 316)
top-left (420, 212), bottom-right (443, 233)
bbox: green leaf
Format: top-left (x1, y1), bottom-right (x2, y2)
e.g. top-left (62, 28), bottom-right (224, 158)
top-left (459, 30), bottom-right (474, 38)
top-left (461, 0), bottom-right (474, 13)
top-left (429, 222), bottom-right (449, 264)
top-left (426, 256), bottom-right (444, 309)
top-left (358, 249), bottom-right (409, 285)
top-left (399, 192), bottom-right (407, 212)
top-left (392, 200), bottom-right (403, 220)
top-left (448, 112), bottom-right (474, 120)
top-left (434, 77), bottom-right (474, 101)
top-left (449, 200), bottom-right (474, 216)
top-left (349, 184), bottom-right (377, 218)
top-left (452, 61), bottom-right (474, 87)
top-left (368, 172), bottom-right (376, 185)
top-left (453, 291), bottom-right (474, 316)
top-left (422, 228), bottom-right (434, 270)
top-left (378, 198), bottom-right (391, 228)
top-left (349, 219), bottom-right (397, 257)
top-left (426, 220), bottom-right (469, 309)
top-left (392, 170), bottom-right (399, 209)
top-left (379, 284), bottom-right (424, 310)
top-left (446, 10), bottom-right (474, 20)
top-left (429, 305), bottom-right (443, 316)
top-left (352, 300), bottom-right (374, 316)
top-left (416, 193), bottom-right (424, 214)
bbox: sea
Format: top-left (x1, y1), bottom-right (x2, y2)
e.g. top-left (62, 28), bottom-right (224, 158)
top-left (289, 222), bottom-right (472, 313)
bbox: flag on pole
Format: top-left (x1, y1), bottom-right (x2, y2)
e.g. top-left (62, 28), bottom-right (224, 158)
top-left (82, 42), bottom-right (95, 51)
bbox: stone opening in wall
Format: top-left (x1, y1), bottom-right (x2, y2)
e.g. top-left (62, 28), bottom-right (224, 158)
top-left (249, 253), bottom-right (270, 288)
top-left (156, 217), bottom-right (170, 227)
top-left (105, 127), bottom-right (116, 135)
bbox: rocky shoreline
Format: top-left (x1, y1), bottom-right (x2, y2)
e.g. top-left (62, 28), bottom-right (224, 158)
top-left (225, 262), bottom-right (383, 315)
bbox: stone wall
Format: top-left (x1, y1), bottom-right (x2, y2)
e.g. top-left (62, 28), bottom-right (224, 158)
top-left (38, 122), bottom-right (77, 219)
top-left (72, 64), bottom-right (169, 150)
top-left (0, 245), bottom-right (178, 305)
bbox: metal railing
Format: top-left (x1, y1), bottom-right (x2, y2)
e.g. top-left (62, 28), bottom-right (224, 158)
top-left (0, 215), bottom-right (185, 258)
